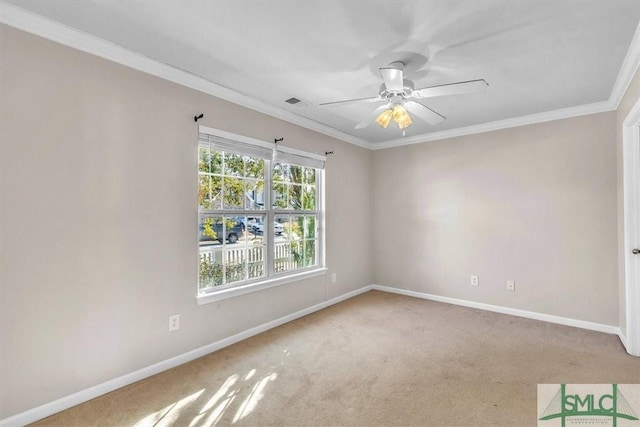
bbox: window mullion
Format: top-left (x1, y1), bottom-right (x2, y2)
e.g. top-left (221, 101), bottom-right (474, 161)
top-left (221, 154), bottom-right (225, 211)
top-left (317, 169), bottom-right (325, 268)
top-left (265, 159), bottom-right (275, 277)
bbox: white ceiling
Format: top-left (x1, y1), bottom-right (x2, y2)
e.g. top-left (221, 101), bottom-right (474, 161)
top-left (3, 1), bottom-right (640, 148)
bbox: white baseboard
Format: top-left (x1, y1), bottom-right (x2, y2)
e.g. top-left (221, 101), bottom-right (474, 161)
top-left (0, 286), bottom-right (372, 427)
top-left (371, 284), bottom-right (621, 335)
top-left (618, 329), bottom-right (629, 350)
top-left (2, 283), bottom-right (626, 426)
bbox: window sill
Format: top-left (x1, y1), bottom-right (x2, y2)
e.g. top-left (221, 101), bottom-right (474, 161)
top-left (197, 268), bottom-right (328, 304)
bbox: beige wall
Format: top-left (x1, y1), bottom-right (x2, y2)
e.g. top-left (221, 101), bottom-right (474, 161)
top-left (372, 112), bottom-right (619, 325)
top-left (1, 18), bottom-right (637, 421)
top-left (0, 25), bottom-right (372, 418)
top-left (616, 67), bottom-right (640, 337)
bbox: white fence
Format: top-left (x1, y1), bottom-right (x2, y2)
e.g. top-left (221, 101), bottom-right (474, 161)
top-left (199, 241), bottom-right (298, 278)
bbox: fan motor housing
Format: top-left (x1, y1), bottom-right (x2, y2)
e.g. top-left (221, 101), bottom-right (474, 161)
top-left (379, 79), bottom-right (415, 98)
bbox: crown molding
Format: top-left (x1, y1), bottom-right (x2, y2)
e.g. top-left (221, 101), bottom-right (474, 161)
top-left (0, 2), bottom-right (373, 150)
top-left (370, 100), bottom-right (615, 150)
top-left (2, 2), bottom-right (638, 151)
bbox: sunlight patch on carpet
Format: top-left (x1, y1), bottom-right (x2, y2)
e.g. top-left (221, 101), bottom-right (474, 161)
top-left (200, 374), bottom-right (239, 414)
top-left (134, 389), bottom-right (204, 427)
top-left (232, 373), bottom-right (278, 423)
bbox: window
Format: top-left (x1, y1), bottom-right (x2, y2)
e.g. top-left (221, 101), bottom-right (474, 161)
top-left (198, 127), bottom-right (325, 300)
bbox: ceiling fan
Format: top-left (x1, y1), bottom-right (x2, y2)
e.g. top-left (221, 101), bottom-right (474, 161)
top-left (319, 61), bottom-right (488, 130)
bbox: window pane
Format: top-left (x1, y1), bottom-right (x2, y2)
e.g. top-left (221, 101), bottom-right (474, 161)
top-left (275, 215), bottom-right (290, 234)
top-left (271, 214), bottom-right (317, 273)
top-left (304, 215), bottom-right (316, 239)
top-left (302, 185), bottom-right (315, 210)
top-left (245, 214), bottom-right (265, 238)
top-left (199, 146), bottom-right (210, 173)
top-left (200, 147), bottom-right (223, 175)
top-left (291, 215), bottom-right (304, 240)
top-left (223, 177), bottom-right (244, 209)
top-left (273, 182), bottom-right (287, 209)
top-left (243, 215), bottom-right (265, 281)
top-left (273, 163), bottom-right (287, 182)
top-left (211, 176), bottom-right (223, 209)
top-left (218, 216), bottom-right (245, 244)
top-left (274, 216), bottom-right (299, 273)
top-left (290, 240), bottom-right (303, 270)
top-left (303, 239), bottom-right (316, 267)
top-left (211, 151), bottom-right (222, 174)
top-left (289, 184), bottom-right (303, 210)
top-left (198, 175), bottom-right (212, 209)
top-left (224, 250), bottom-right (246, 284)
top-left (244, 156), bottom-right (264, 179)
top-left (249, 215), bottom-right (278, 237)
top-left (199, 216), bottom-right (224, 290)
top-left (289, 165), bottom-right (303, 184)
top-left (303, 167), bottom-right (316, 185)
top-left (224, 152), bottom-right (244, 177)
top-left (199, 217), bottom-right (221, 249)
top-left (199, 216), bottom-right (244, 245)
top-left (247, 244), bottom-right (265, 280)
top-left (273, 240), bottom-right (290, 273)
top-left (199, 247), bottom-right (223, 290)
top-left (244, 179), bottom-right (265, 210)
top-left (203, 216), bottom-right (223, 242)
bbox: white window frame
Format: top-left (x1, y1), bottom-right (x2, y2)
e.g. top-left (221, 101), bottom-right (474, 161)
top-left (197, 126), bottom-right (326, 304)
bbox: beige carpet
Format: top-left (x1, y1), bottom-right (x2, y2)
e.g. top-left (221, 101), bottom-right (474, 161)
top-left (32, 290), bottom-right (639, 426)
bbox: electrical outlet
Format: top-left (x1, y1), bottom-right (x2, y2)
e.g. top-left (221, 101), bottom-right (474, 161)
top-left (169, 314), bottom-right (180, 332)
top-left (506, 280), bottom-right (515, 291)
top-left (331, 273), bottom-right (337, 283)
top-left (470, 275), bottom-right (479, 286)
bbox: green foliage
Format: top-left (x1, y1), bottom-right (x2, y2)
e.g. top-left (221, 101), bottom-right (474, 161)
top-left (199, 257), bottom-right (222, 288)
top-left (225, 263), bottom-right (245, 283)
top-left (202, 217), bottom-right (217, 239)
top-left (199, 148), bottom-right (265, 210)
top-left (272, 163), bottom-right (316, 211)
top-left (198, 257), bottom-right (248, 288)
top-left (288, 217), bottom-right (316, 268)
top-left (199, 244), bottom-right (268, 290)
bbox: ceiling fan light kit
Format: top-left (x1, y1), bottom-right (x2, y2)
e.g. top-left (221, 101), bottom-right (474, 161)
top-left (374, 104), bottom-right (413, 129)
top-left (375, 108), bottom-right (394, 128)
top-left (320, 60), bottom-right (488, 131)
top-left (393, 105), bottom-right (412, 129)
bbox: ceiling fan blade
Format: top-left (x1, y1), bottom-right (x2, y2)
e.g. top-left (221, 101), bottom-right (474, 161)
top-left (380, 64), bottom-right (404, 91)
top-left (319, 96), bottom-right (384, 107)
top-left (412, 79), bottom-right (488, 99)
top-left (405, 101), bottom-right (446, 125)
top-left (355, 104), bottom-right (391, 129)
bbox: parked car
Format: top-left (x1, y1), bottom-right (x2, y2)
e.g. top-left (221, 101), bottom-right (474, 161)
top-left (251, 219), bottom-right (284, 235)
top-left (244, 217), bottom-right (259, 229)
top-left (199, 218), bottom-right (245, 243)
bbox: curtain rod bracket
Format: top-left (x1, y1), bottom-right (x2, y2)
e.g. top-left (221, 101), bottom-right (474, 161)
top-left (194, 113), bottom-right (204, 122)
top-left (325, 151), bottom-right (334, 156)
top-left (274, 138), bottom-right (284, 144)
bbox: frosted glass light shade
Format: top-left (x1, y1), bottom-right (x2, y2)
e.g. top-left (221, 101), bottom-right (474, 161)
top-left (376, 109), bottom-right (393, 128)
top-left (393, 104), bottom-right (412, 129)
